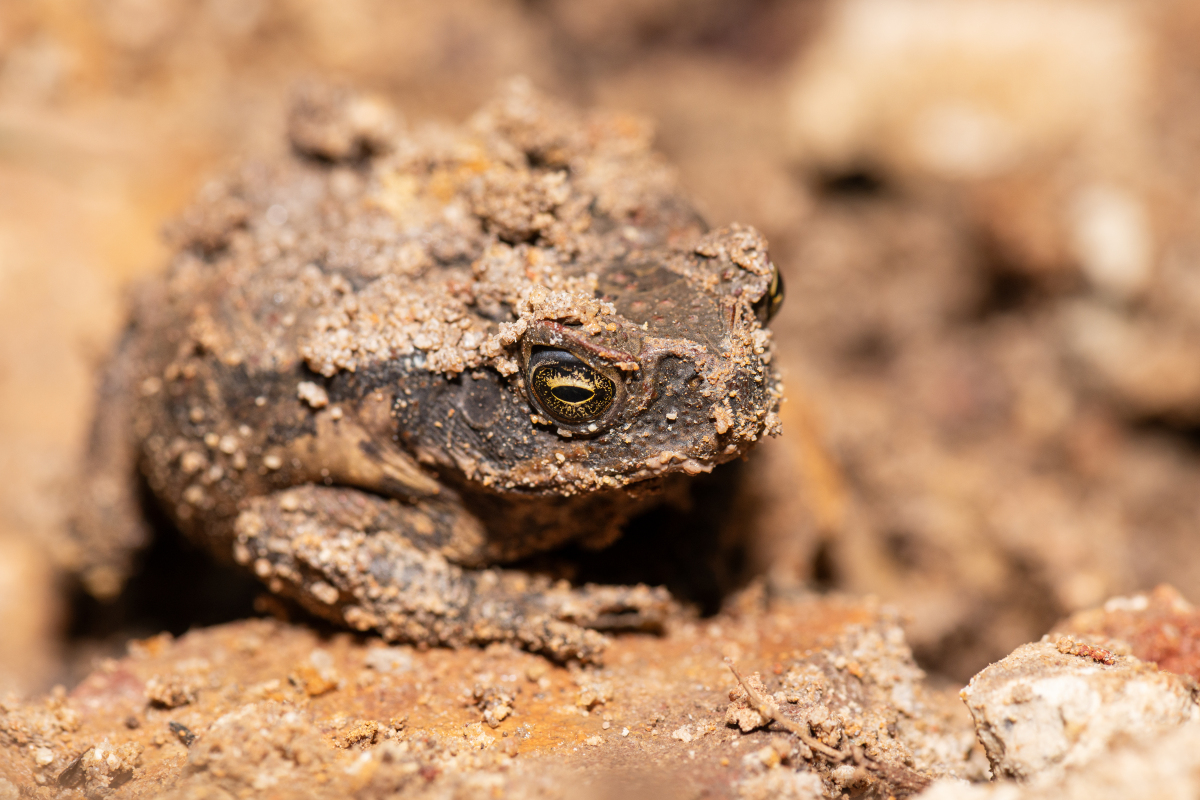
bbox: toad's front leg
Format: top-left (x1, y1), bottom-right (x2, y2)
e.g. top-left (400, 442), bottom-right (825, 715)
top-left (233, 484), bottom-right (672, 663)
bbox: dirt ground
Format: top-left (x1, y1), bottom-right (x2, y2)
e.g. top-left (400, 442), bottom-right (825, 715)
top-left (0, 594), bottom-right (987, 798)
top-left (2, 0), bottom-right (1200, 796)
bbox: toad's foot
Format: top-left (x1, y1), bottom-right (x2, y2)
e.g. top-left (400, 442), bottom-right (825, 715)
top-left (233, 485), bottom-right (673, 663)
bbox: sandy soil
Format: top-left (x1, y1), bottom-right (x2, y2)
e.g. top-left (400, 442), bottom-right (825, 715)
top-left (0, 595), bottom-right (984, 798)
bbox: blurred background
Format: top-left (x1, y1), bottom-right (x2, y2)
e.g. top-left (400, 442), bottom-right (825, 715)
top-left (1, 0), bottom-right (1199, 693)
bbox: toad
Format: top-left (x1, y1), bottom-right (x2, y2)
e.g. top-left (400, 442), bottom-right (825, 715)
top-left (71, 81), bottom-right (783, 662)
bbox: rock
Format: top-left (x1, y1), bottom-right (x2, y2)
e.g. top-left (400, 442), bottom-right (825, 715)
top-left (931, 588), bottom-right (1200, 797)
top-left (784, 0), bottom-right (1158, 288)
top-left (1053, 585), bottom-right (1200, 681)
top-left (961, 636), bottom-right (1199, 783)
top-left (784, 0), bottom-right (1200, 427)
top-left (919, 721), bottom-right (1200, 800)
top-left (737, 767), bottom-right (824, 800)
top-left (786, 0), bottom-right (1151, 184)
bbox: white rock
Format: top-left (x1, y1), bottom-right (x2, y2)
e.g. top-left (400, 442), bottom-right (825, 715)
top-left (961, 638), bottom-right (1199, 784)
top-left (917, 722), bottom-right (1200, 800)
top-left (786, 0), bottom-right (1150, 181)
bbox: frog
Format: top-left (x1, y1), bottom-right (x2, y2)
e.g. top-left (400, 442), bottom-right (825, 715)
top-left (70, 80), bottom-right (783, 662)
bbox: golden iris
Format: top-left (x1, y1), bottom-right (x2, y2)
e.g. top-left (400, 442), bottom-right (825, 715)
top-left (755, 266), bottom-right (785, 323)
top-left (528, 349), bottom-right (616, 424)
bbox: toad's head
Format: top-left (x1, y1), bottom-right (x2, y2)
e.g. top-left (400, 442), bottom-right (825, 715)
top-left (404, 224), bottom-right (783, 497)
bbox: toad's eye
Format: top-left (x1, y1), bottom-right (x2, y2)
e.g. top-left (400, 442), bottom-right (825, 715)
top-left (528, 349), bottom-right (616, 425)
top-left (754, 265), bottom-right (785, 324)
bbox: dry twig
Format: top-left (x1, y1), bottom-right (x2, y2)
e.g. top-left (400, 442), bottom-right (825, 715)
top-left (725, 660), bottom-right (931, 796)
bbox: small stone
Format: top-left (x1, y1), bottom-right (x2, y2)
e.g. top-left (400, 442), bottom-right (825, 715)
top-left (575, 678), bottom-right (614, 710)
top-left (145, 671), bottom-right (205, 708)
top-left (726, 672), bottom-right (772, 732)
top-left (297, 381), bottom-right (329, 409)
top-left (364, 646), bottom-right (413, 674)
top-left (291, 649), bottom-right (341, 696)
top-left (331, 720), bottom-right (380, 750)
top-left (754, 744), bottom-right (781, 769)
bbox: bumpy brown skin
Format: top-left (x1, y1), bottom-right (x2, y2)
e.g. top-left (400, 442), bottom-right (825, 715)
top-left (71, 81), bottom-right (782, 662)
